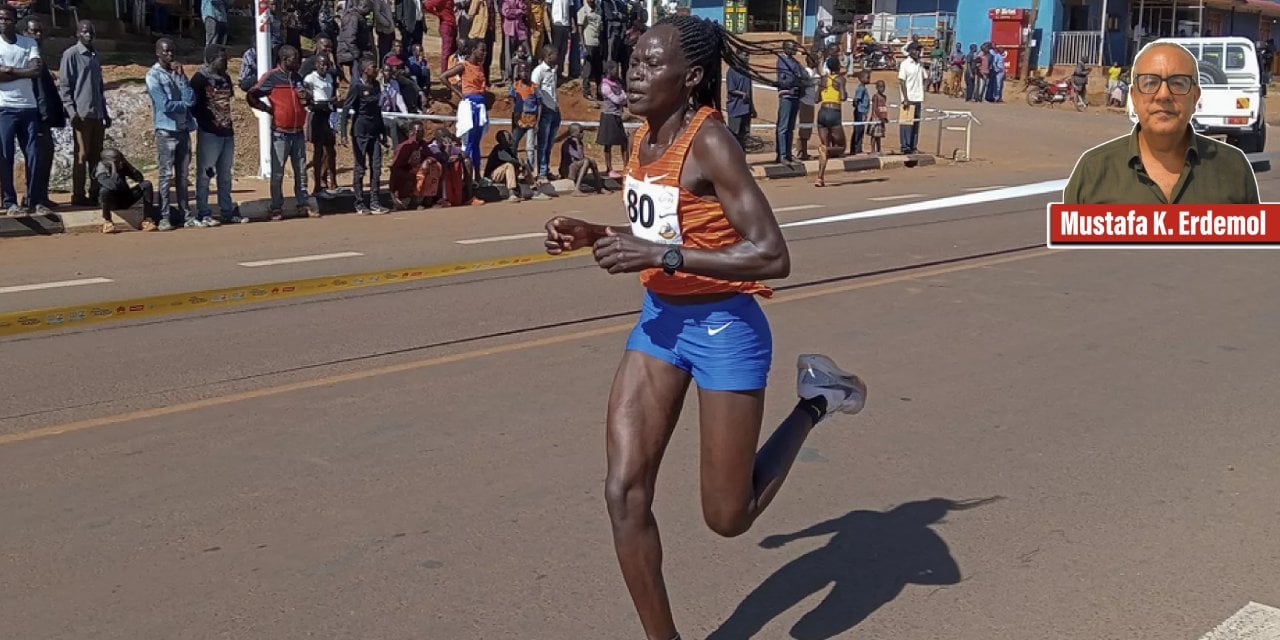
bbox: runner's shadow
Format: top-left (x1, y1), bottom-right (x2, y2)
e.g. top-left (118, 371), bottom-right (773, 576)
top-left (706, 496), bottom-right (1003, 640)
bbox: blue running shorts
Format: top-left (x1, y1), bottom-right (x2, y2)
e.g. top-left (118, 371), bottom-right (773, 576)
top-left (625, 289), bottom-right (773, 391)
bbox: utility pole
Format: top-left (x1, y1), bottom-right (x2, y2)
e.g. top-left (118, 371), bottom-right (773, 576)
top-left (1021, 0), bottom-right (1039, 79)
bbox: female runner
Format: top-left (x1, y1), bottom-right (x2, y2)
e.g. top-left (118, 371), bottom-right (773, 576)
top-left (543, 15), bottom-right (867, 640)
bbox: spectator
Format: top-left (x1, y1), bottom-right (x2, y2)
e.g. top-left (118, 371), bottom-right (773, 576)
top-left (963, 43), bottom-right (977, 102)
top-left (247, 44), bottom-right (314, 220)
top-left (485, 129), bottom-right (530, 201)
top-left (338, 0), bottom-right (375, 80)
top-left (58, 19), bottom-right (108, 208)
top-left (394, 0), bottom-right (424, 61)
top-left (442, 39), bottom-right (489, 182)
top-left (146, 37), bottom-right (195, 229)
top-left (406, 43), bottom-right (432, 90)
top-left (507, 40), bottom-right (533, 81)
top-left (596, 59), bottom-right (627, 177)
top-left (850, 70), bottom-right (870, 155)
top-left (973, 43), bottom-right (989, 103)
top-left (378, 57), bottom-right (409, 146)
top-left (304, 53), bottom-right (339, 194)
top-left (428, 127), bottom-right (469, 206)
top-left (796, 54), bottom-right (817, 160)
top-left (96, 148), bottom-right (157, 233)
top-left (549, 0), bottom-right (574, 80)
top-left (339, 58), bottom-right (391, 215)
top-left (499, 0), bottom-right (527, 85)
top-left (425, 0), bottom-right (457, 74)
top-left (724, 53), bottom-right (752, 150)
top-left (527, 0), bottom-right (549, 59)
top-left (22, 15), bottom-right (61, 215)
top-left (190, 43), bottom-right (238, 226)
top-left (509, 59), bottom-right (539, 168)
top-left (928, 42), bottom-right (944, 93)
top-left (558, 123), bottom-right (600, 194)
top-left (578, 0), bottom-right (603, 99)
top-left (987, 46), bottom-right (1005, 102)
top-left (388, 121), bottom-right (433, 209)
top-left (466, 0), bottom-right (495, 81)
top-left (870, 78), bottom-right (887, 155)
top-left (0, 3), bottom-right (43, 217)
top-left (202, 0), bottom-right (228, 45)
top-left (373, 0), bottom-right (395, 60)
top-left (385, 56), bottom-right (423, 115)
top-left (1072, 55), bottom-right (1090, 103)
top-left (897, 42), bottom-right (925, 155)
top-left (239, 45), bottom-right (258, 92)
top-left (774, 39), bottom-right (803, 164)
top-left (531, 43), bottom-right (561, 179)
top-left (301, 36), bottom-right (346, 84)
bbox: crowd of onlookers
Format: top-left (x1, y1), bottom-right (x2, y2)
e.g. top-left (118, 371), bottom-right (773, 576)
top-left (0, 0), bottom-right (1007, 235)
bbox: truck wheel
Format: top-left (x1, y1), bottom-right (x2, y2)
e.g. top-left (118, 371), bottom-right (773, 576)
top-left (1240, 124), bottom-right (1267, 153)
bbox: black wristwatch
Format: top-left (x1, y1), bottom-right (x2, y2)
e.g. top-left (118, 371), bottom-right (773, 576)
top-left (661, 246), bottom-right (684, 275)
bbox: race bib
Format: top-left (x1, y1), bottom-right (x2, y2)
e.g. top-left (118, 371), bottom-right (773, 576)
top-left (623, 175), bottom-right (682, 245)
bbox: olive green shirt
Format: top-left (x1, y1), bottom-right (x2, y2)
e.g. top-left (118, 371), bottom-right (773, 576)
top-left (1062, 126), bottom-right (1261, 204)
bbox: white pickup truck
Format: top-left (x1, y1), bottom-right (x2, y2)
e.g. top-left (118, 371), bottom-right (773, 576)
top-left (1127, 36), bottom-right (1266, 153)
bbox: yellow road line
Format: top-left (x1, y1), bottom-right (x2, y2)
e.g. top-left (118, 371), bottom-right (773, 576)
top-left (0, 247), bottom-right (1057, 447)
top-left (0, 251), bottom-right (577, 338)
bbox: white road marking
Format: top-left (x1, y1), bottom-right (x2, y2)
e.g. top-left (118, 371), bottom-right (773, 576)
top-left (0, 277), bottom-right (113, 295)
top-left (775, 204), bottom-right (824, 213)
top-left (238, 252), bottom-right (364, 267)
top-left (962, 185), bottom-right (1008, 191)
top-left (867, 194), bottom-right (925, 201)
top-left (781, 179), bottom-right (1068, 229)
top-left (1198, 601), bottom-right (1280, 640)
top-left (455, 232), bottom-right (547, 245)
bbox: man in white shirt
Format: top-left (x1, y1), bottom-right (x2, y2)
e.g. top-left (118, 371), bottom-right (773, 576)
top-left (530, 44), bottom-right (561, 180)
top-left (0, 4), bottom-right (44, 216)
top-left (897, 42), bottom-right (925, 154)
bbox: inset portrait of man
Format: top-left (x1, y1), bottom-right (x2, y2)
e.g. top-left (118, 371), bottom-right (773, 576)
top-left (1063, 41), bottom-right (1261, 205)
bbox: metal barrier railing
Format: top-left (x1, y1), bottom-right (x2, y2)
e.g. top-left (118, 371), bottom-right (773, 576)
top-left (1052, 32), bottom-right (1103, 66)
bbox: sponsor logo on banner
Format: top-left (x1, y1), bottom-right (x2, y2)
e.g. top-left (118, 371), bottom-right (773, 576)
top-left (1047, 203), bottom-right (1280, 248)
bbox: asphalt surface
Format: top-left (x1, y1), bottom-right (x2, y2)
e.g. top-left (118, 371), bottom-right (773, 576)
top-left (3, 114), bottom-right (1280, 639)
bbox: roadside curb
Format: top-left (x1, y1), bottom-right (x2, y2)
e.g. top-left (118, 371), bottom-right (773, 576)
top-left (749, 153), bottom-right (938, 179)
top-left (12, 154), bottom-right (941, 236)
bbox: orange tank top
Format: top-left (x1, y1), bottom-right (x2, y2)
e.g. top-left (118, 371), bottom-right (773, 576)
top-left (623, 107), bottom-right (773, 298)
top-left (461, 62), bottom-right (486, 95)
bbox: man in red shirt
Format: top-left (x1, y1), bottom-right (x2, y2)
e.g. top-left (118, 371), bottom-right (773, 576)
top-left (247, 45), bottom-right (315, 219)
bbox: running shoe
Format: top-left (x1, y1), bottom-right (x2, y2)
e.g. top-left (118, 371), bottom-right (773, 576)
top-left (797, 354), bottom-right (867, 417)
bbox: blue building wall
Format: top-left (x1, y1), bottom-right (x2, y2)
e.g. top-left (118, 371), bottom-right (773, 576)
top-left (955, 0), bottom-right (1060, 68)
top-left (1225, 12), bottom-right (1260, 38)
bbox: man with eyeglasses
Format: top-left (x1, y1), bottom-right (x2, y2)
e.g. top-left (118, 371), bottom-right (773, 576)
top-left (1064, 42), bottom-right (1259, 205)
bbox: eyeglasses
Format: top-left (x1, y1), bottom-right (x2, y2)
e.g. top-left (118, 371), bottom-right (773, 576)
top-left (1133, 73), bottom-right (1196, 95)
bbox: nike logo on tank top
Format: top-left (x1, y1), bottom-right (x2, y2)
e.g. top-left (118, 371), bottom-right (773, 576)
top-left (623, 107), bottom-right (773, 298)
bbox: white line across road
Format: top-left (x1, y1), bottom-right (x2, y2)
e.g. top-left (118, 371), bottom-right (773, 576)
top-left (238, 252), bottom-right (365, 268)
top-left (0, 277), bottom-right (113, 295)
top-left (963, 185), bottom-right (1008, 191)
top-left (456, 232), bottom-right (548, 245)
top-left (775, 204), bottom-right (824, 213)
top-left (781, 178), bottom-right (1069, 229)
top-left (867, 193), bottom-right (925, 201)
top-left (1197, 601), bottom-right (1280, 639)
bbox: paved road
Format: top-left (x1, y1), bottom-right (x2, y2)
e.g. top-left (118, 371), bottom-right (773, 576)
top-left (3, 134), bottom-right (1279, 638)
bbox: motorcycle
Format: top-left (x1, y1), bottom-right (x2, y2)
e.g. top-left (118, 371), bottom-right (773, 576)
top-left (857, 44), bottom-right (897, 71)
top-left (1025, 76), bottom-right (1088, 111)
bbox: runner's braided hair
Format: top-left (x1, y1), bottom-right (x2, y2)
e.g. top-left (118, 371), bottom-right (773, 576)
top-left (656, 14), bottom-right (811, 112)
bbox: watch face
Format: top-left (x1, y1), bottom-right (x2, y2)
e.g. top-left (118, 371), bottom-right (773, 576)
top-left (663, 248), bottom-right (680, 267)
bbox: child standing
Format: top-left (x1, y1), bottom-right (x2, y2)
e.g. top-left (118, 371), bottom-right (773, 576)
top-left (304, 54), bottom-right (338, 194)
top-left (508, 60), bottom-right (540, 171)
top-left (870, 79), bottom-right (888, 155)
top-left (596, 60), bottom-right (628, 179)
